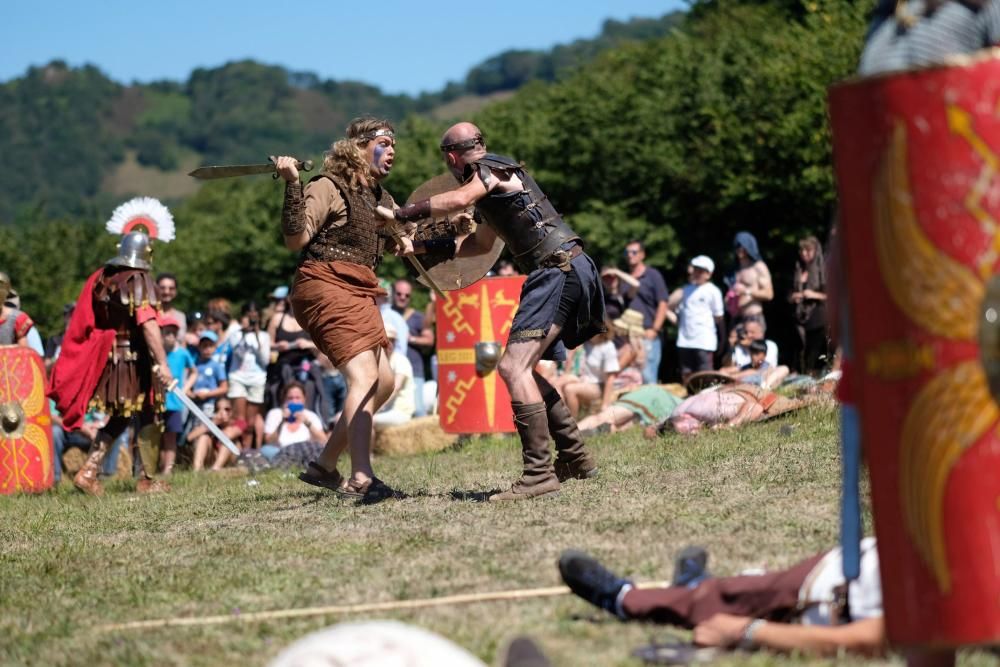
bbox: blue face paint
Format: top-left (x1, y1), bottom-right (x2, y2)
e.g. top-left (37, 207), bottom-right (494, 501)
top-left (373, 143), bottom-right (387, 172)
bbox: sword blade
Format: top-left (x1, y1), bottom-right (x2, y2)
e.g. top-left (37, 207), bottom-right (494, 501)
top-left (188, 159), bottom-right (313, 180)
top-left (169, 386), bottom-right (241, 456)
top-left (188, 163), bottom-right (278, 179)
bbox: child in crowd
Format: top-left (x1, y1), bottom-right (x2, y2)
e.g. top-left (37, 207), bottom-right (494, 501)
top-left (732, 340), bottom-right (788, 389)
top-left (185, 330), bottom-right (228, 417)
top-left (552, 323), bottom-right (621, 418)
top-left (189, 397), bottom-right (242, 471)
top-left (160, 315), bottom-right (195, 475)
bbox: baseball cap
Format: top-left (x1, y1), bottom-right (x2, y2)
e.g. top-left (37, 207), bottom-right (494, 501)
top-left (270, 285), bottom-right (289, 300)
top-left (690, 255), bottom-right (715, 274)
top-left (158, 314), bottom-right (181, 329)
top-left (199, 330), bottom-right (219, 343)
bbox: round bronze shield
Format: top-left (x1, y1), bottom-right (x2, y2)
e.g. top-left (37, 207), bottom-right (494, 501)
top-left (405, 173), bottom-right (505, 291)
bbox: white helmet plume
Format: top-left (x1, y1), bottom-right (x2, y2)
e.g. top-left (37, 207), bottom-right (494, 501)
top-left (105, 197), bottom-right (176, 242)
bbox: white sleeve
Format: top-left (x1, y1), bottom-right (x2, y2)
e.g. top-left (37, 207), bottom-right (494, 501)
top-left (766, 340), bottom-right (778, 367)
top-left (264, 408), bottom-right (283, 434)
top-left (710, 286), bottom-right (724, 317)
top-left (603, 342), bottom-right (620, 374)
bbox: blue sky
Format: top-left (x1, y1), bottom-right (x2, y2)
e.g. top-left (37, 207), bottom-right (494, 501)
top-left (0, 1), bottom-right (684, 95)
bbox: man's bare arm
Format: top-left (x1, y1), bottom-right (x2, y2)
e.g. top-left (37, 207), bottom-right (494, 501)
top-left (751, 617), bottom-right (885, 656)
top-left (141, 319), bottom-right (173, 385)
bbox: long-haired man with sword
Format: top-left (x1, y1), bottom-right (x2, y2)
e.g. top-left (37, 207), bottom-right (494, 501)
top-left (270, 116), bottom-right (411, 500)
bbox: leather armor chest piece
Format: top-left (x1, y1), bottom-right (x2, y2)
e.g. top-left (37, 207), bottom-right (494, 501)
top-left (471, 154), bottom-right (580, 273)
top-left (303, 173), bottom-right (393, 270)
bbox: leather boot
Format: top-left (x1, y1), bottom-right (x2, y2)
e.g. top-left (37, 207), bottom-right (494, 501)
top-left (135, 424), bottom-right (170, 494)
top-left (73, 438), bottom-right (109, 496)
top-left (490, 401), bottom-right (560, 501)
top-left (544, 390), bottom-right (598, 482)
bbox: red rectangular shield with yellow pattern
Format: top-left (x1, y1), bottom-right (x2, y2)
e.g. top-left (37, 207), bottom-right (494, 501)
top-left (0, 345), bottom-right (55, 493)
top-left (829, 53), bottom-right (1000, 646)
top-left (436, 276), bottom-right (525, 434)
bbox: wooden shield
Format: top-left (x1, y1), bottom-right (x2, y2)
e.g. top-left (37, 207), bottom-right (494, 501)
top-left (436, 276), bottom-right (524, 433)
top-left (0, 346), bottom-right (54, 494)
top-left (406, 173), bottom-right (505, 291)
top-left (829, 52), bottom-right (1000, 646)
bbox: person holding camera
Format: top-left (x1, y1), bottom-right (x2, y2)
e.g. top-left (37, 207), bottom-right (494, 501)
top-left (261, 382), bottom-right (328, 462)
top-left (228, 301), bottom-right (271, 449)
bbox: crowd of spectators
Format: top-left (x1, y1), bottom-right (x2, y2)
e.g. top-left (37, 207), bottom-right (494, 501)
top-left (4, 230), bottom-right (830, 480)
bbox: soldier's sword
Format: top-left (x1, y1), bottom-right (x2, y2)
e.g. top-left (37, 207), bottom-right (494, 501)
top-left (167, 384), bottom-right (241, 456)
top-left (189, 159), bottom-right (314, 180)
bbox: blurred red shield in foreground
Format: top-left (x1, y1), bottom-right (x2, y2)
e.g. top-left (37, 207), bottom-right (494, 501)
top-left (830, 52), bottom-right (1000, 646)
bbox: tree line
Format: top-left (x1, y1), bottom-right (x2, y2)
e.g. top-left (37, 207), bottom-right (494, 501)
top-left (1, 0), bottom-right (868, 336)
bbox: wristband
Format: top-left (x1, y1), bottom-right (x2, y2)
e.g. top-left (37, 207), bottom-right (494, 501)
top-left (394, 199), bottom-right (431, 222)
top-left (740, 619), bottom-right (765, 649)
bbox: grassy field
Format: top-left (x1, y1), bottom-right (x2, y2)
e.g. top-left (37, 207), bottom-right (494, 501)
top-left (0, 405), bottom-right (991, 666)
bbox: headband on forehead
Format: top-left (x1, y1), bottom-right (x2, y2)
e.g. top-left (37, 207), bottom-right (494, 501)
top-left (360, 128), bottom-right (395, 142)
top-left (440, 133), bottom-right (484, 153)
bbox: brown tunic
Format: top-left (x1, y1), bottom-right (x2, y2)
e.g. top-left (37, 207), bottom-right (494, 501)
top-left (284, 175), bottom-right (396, 367)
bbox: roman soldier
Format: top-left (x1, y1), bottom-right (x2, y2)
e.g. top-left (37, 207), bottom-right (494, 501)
top-left (48, 197), bottom-right (175, 495)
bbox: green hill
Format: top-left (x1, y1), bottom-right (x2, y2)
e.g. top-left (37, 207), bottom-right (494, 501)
top-left (0, 12), bottom-right (682, 222)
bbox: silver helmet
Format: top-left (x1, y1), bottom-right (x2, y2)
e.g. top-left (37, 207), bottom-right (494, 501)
top-left (106, 231), bottom-right (153, 270)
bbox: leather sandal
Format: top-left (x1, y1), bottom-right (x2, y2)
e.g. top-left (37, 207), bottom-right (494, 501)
top-left (336, 476), bottom-right (398, 501)
top-left (298, 461), bottom-right (345, 492)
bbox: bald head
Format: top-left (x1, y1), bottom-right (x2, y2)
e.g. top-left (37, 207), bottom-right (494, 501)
top-left (441, 122), bottom-right (485, 153)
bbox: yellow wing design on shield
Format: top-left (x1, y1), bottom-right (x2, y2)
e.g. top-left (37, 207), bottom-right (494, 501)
top-left (874, 120), bottom-right (992, 593)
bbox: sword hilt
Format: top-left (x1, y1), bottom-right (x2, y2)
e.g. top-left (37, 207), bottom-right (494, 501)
top-left (269, 157), bottom-right (314, 179)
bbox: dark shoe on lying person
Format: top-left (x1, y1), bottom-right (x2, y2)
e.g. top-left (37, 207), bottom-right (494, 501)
top-left (672, 546), bottom-right (710, 587)
top-left (558, 549), bottom-right (632, 618)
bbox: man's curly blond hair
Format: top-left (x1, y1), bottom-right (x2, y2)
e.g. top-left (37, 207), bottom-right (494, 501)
top-left (323, 116), bottom-right (395, 188)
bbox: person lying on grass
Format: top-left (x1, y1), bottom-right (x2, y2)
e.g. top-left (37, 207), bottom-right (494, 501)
top-left (651, 383), bottom-right (803, 436)
top-left (559, 539), bottom-right (885, 656)
top-left (575, 385), bottom-right (682, 436)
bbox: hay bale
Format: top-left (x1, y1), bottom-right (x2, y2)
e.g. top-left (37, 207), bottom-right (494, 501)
top-left (61, 446), bottom-right (133, 479)
top-left (374, 416), bottom-right (457, 456)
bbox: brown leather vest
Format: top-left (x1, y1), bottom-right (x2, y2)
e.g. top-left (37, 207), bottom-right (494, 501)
top-left (301, 173), bottom-right (393, 270)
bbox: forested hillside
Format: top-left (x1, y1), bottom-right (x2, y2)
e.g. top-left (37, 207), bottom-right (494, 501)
top-left (0, 2), bottom-right (868, 334)
top-left (0, 13), bottom-right (681, 222)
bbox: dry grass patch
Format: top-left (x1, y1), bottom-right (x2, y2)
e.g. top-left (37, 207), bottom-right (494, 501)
top-left (1, 405), bottom-right (994, 666)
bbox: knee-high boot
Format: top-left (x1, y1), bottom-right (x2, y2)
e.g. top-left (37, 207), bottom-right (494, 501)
top-left (73, 436), bottom-right (110, 496)
top-left (543, 389), bottom-right (598, 482)
top-left (490, 401), bottom-right (560, 501)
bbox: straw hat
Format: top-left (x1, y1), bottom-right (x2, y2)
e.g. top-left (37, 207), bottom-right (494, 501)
top-left (612, 308), bottom-right (645, 336)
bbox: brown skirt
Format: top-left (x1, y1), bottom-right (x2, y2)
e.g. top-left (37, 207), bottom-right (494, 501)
top-left (290, 260), bottom-right (390, 368)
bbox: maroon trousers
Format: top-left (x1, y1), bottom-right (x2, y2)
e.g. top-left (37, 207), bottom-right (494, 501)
top-left (623, 552), bottom-right (827, 627)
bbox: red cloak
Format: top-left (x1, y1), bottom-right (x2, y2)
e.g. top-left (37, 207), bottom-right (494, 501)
top-left (47, 269), bottom-right (116, 431)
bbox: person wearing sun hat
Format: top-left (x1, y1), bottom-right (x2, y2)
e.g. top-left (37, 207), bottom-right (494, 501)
top-left (669, 255), bottom-right (725, 382)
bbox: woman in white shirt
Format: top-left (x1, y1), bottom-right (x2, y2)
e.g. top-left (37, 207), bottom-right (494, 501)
top-left (553, 326), bottom-right (620, 417)
top-left (227, 301), bottom-right (271, 449)
top-left (261, 382), bottom-right (328, 461)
